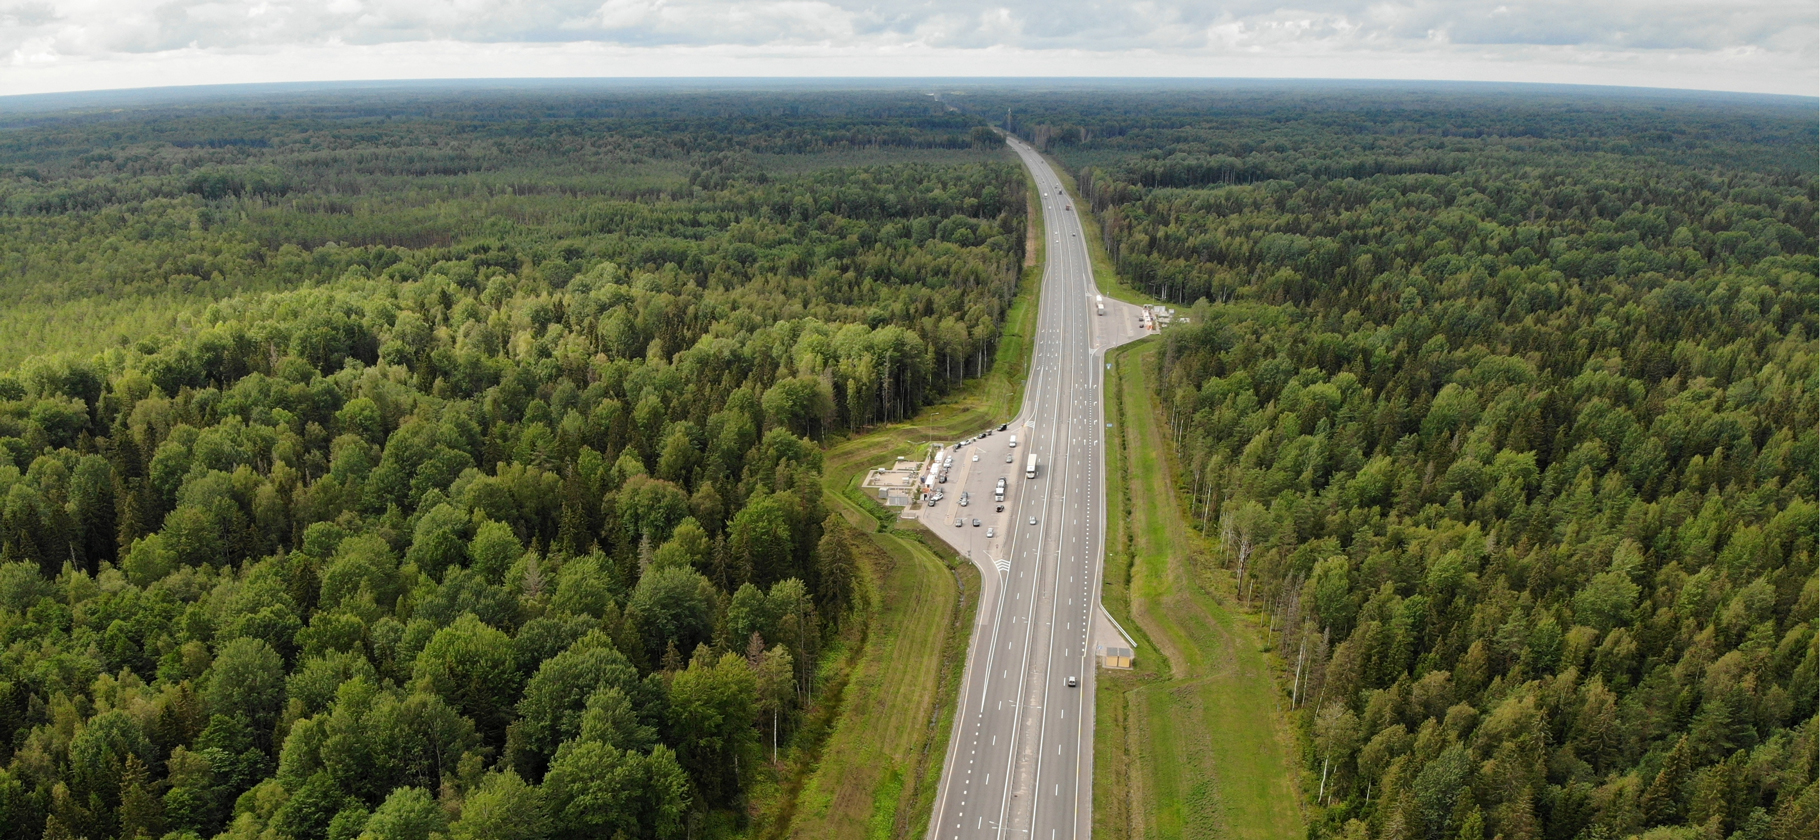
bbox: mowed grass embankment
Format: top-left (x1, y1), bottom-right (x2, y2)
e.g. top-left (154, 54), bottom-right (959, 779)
top-left (1096, 338), bottom-right (1305, 840)
top-left (772, 419), bottom-right (984, 840)
top-left (775, 355), bottom-right (1014, 839)
top-left (764, 174), bottom-right (1044, 839)
top-left (778, 506), bottom-right (976, 840)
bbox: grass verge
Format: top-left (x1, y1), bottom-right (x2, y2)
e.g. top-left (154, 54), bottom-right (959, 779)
top-left (750, 168), bottom-right (1043, 838)
top-left (777, 513), bottom-right (979, 840)
top-left (1095, 338), bottom-right (1305, 840)
top-left (762, 407), bottom-right (990, 840)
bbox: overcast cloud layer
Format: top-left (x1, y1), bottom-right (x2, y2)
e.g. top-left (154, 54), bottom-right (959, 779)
top-left (1, 0), bottom-right (1814, 97)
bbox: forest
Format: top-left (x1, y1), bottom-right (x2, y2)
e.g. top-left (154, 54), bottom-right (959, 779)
top-left (988, 85), bottom-right (1818, 840)
top-left (0, 88), bottom-right (1023, 839)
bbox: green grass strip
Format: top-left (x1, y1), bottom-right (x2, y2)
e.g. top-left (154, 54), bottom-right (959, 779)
top-left (1095, 339), bottom-right (1306, 840)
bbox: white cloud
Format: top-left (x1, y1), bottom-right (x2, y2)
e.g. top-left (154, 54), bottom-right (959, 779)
top-left (0, 0), bottom-right (1811, 96)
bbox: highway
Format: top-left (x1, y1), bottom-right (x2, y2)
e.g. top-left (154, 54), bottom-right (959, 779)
top-left (924, 135), bottom-right (1146, 840)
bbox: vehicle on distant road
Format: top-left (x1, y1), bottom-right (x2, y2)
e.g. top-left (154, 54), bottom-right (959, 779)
top-left (1008, 435), bottom-right (1017, 448)
top-left (954, 519), bottom-right (963, 527)
top-left (1066, 676), bottom-right (1078, 687)
top-left (972, 518), bottom-right (980, 527)
top-left (1029, 516), bottom-right (1037, 525)
top-left (1025, 454), bottom-right (1038, 479)
top-left (986, 528), bottom-right (995, 538)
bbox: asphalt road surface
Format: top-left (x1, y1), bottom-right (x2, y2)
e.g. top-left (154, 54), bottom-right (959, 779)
top-left (925, 135), bottom-right (1146, 840)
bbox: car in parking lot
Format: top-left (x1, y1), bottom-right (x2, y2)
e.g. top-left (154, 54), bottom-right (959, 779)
top-left (972, 518), bottom-right (980, 527)
top-left (954, 519), bottom-right (963, 527)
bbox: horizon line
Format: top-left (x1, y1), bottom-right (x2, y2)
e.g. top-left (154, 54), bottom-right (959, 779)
top-left (2, 75), bottom-right (1812, 117)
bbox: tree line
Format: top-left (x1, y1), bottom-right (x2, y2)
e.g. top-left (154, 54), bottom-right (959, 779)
top-left (997, 86), bottom-right (1817, 840)
top-left (0, 91), bottom-right (1022, 839)
top-left (0, 89), bottom-right (1008, 367)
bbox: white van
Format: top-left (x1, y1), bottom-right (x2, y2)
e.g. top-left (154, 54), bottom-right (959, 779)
top-left (1008, 435), bottom-right (1017, 448)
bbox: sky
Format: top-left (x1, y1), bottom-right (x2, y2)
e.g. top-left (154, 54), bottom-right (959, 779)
top-left (0, 0), bottom-right (1814, 98)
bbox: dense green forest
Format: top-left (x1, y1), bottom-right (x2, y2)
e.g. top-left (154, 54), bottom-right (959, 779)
top-left (990, 86), bottom-right (1818, 840)
top-left (0, 88), bottom-right (1021, 839)
top-left (0, 87), bottom-right (1007, 366)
